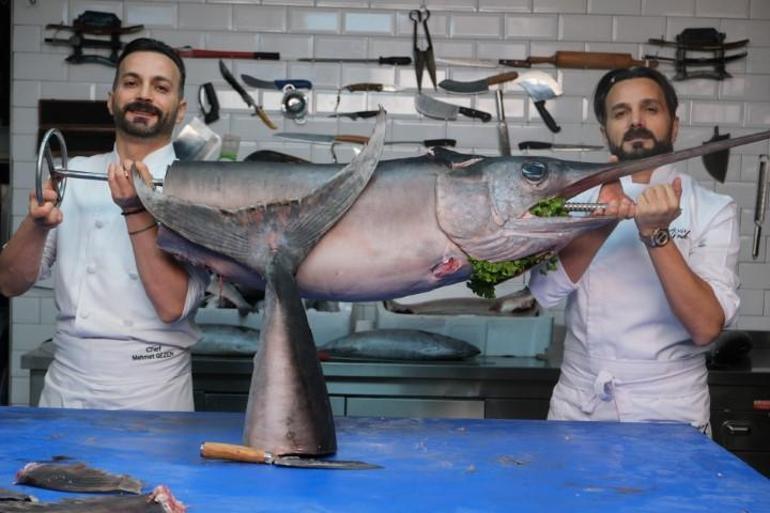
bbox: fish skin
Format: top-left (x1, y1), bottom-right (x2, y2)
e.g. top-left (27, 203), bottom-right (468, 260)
top-left (384, 288), bottom-right (537, 316)
top-left (0, 489), bottom-right (36, 502)
top-left (132, 118), bottom-right (770, 458)
top-left (192, 324), bottom-right (260, 355)
top-left (318, 329), bottom-right (480, 361)
top-left (0, 485), bottom-right (185, 513)
top-left (15, 463), bottom-right (142, 495)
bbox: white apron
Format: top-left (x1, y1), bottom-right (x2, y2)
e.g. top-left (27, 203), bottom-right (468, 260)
top-left (549, 346), bottom-right (710, 433)
top-left (38, 333), bottom-right (194, 412)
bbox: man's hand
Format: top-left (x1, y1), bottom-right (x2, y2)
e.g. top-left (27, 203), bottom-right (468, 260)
top-left (108, 160), bottom-right (153, 212)
top-left (27, 179), bottom-right (62, 229)
top-left (635, 177), bottom-right (682, 236)
top-left (595, 156), bottom-right (635, 220)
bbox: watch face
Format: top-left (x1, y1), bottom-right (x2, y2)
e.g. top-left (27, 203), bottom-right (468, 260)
top-left (653, 228), bottom-right (670, 246)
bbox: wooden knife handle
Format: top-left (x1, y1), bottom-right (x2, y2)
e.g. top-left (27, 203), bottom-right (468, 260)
top-left (486, 71), bottom-right (519, 86)
top-left (344, 83), bottom-right (384, 93)
top-left (552, 51), bottom-right (653, 69)
top-left (334, 134), bottom-right (370, 144)
top-left (200, 442), bottom-right (268, 463)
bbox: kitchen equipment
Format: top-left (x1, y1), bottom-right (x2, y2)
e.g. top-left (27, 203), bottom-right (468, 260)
top-left (439, 71), bottom-right (519, 94)
top-left (514, 71), bottom-right (563, 133)
top-left (414, 94), bottom-right (491, 122)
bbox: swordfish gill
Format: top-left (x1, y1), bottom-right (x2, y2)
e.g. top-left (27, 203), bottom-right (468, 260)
top-left (133, 111), bottom-right (770, 457)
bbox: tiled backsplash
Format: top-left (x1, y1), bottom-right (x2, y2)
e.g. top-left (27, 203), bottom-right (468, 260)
top-left (8, 0), bottom-right (770, 405)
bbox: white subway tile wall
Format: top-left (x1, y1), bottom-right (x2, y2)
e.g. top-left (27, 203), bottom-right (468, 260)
top-left (8, 0), bottom-right (770, 405)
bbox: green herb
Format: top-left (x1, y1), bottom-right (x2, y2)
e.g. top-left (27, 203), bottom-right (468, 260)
top-left (528, 197), bottom-right (569, 217)
top-left (465, 197), bottom-right (567, 298)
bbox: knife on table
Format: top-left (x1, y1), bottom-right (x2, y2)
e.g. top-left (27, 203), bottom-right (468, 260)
top-left (439, 71), bottom-right (519, 94)
top-left (518, 141), bottom-right (605, 151)
top-left (275, 132), bottom-right (456, 147)
top-left (218, 60), bottom-right (276, 129)
top-left (241, 74), bottom-right (313, 90)
top-left (200, 442), bottom-right (382, 470)
top-left (415, 94), bottom-right (492, 122)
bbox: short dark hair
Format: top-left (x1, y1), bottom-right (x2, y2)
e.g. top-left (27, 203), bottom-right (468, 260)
top-left (593, 67), bottom-right (678, 125)
top-left (113, 37), bottom-right (186, 96)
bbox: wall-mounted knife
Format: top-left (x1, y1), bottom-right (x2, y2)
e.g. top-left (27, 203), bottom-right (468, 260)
top-left (176, 47), bottom-right (279, 60)
top-left (218, 60), bottom-right (276, 129)
top-left (415, 94), bottom-right (491, 122)
top-left (200, 442), bottom-right (381, 470)
top-left (241, 74), bottom-right (313, 90)
top-left (327, 110), bottom-right (381, 120)
top-left (336, 83), bottom-right (400, 110)
top-left (753, 155), bottom-right (768, 260)
top-left (298, 56), bottom-right (411, 65)
top-left (518, 141), bottom-right (605, 151)
top-left (439, 71), bottom-right (519, 94)
top-left (275, 132), bottom-right (455, 147)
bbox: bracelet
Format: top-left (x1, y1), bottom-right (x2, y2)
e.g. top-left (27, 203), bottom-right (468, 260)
top-left (128, 222), bottom-right (157, 236)
top-left (121, 207), bottom-right (146, 216)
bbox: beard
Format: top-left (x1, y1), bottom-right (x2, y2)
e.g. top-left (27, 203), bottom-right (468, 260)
top-left (608, 125), bottom-right (674, 161)
top-left (113, 99), bottom-right (177, 139)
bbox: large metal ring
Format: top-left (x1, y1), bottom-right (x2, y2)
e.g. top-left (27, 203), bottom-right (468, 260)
top-left (36, 128), bottom-right (68, 206)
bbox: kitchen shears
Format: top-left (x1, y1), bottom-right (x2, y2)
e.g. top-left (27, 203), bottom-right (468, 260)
top-left (409, 6), bottom-right (436, 93)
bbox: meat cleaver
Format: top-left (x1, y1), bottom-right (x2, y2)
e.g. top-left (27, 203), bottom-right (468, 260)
top-left (513, 70), bottom-right (563, 133)
top-left (200, 442), bottom-right (381, 470)
top-left (415, 94), bottom-right (492, 122)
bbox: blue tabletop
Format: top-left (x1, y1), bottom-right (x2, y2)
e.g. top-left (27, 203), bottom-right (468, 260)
top-left (0, 407), bottom-right (767, 512)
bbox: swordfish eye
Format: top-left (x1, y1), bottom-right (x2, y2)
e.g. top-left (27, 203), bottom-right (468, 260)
top-left (521, 161), bottom-right (548, 183)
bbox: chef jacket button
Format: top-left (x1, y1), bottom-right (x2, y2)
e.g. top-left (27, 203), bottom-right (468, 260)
top-left (123, 319), bottom-right (134, 327)
top-left (129, 272), bottom-right (138, 280)
top-left (86, 265), bottom-right (96, 274)
top-left (95, 220), bottom-right (104, 229)
top-left (80, 311), bottom-right (90, 319)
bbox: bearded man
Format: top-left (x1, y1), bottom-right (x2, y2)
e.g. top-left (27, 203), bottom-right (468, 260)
top-left (528, 67), bottom-right (740, 434)
top-left (0, 38), bottom-right (210, 411)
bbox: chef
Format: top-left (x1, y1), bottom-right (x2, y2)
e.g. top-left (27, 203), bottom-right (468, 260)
top-left (528, 67), bottom-right (740, 434)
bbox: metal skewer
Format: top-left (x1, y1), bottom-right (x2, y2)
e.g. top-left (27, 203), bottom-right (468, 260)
top-left (36, 128), bottom-right (164, 206)
top-left (563, 202), bottom-right (607, 213)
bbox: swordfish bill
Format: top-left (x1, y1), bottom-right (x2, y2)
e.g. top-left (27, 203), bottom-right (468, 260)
top-left (135, 111), bottom-right (387, 457)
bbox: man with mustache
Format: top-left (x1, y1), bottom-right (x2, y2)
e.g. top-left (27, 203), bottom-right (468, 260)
top-left (0, 38), bottom-right (209, 411)
top-left (528, 67), bottom-right (740, 434)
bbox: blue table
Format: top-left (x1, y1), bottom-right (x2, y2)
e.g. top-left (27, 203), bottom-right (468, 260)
top-left (0, 407), bottom-right (767, 512)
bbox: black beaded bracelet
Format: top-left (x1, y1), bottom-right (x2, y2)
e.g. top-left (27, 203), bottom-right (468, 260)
top-left (121, 207), bottom-right (146, 216)
top-left (128, 222), bottom-right (157, 236)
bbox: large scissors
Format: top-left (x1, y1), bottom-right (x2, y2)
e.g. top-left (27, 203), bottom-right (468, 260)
top-left (409, 7), bottom-right (436, 93)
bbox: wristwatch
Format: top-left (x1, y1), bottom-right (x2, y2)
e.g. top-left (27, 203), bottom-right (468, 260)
top-left (639, 227), bottom-right (671, 248)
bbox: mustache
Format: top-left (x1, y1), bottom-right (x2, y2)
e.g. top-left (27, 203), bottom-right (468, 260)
top-left (123, 101), bottom-right (162, 117)
top-left (623, 127), bottom-right (656, 142)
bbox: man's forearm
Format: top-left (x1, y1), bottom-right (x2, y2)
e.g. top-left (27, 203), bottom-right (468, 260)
top-left (558, 221), bottom-right (618, 283)
top-left (0, 217), bottom-right (50, 297)
top-left (648, 244), bottom-right (724, 345)
top-left (125, 212), bottom-right (190, 323)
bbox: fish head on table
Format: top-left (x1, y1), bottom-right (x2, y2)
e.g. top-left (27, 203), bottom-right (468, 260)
top-left (435, 129), bottom-right (770, 263)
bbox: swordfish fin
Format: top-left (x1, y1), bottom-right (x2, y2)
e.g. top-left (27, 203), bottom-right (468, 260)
top-left (134, 109), bottom-right (387, 274)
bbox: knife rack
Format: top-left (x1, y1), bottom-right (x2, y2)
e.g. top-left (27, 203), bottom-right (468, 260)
top-left (37, 99), bottom-right (114, 156)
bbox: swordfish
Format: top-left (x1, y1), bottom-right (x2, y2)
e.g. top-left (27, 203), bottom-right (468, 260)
top-left (133, 112), bottom-right (770, 457)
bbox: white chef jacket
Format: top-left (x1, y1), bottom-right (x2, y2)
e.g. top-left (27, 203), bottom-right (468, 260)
top-left (528, 165), bottom-right (740, 430)
top-left (36, 144), bottom-right (210, 411)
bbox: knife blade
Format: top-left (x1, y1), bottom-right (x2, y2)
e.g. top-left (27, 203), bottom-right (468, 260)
top-left (439, 71), bottom-right (519, 94)
top-left (200, 442), bottom-right (381, 470)
top-left (518, 141), bottom-right (605, 151)
top-left (340, 83), bottom-right (399, 93)
top-left (327, 110), bottom-right (381, 120)
top-left (218, 60), bottom-right (276, 129)
top-left (414, 94), bottom-right (491, 122)
top-left (275, 132), bottom-right (455, 147)
top-left (241, 74), bottom-right (313, 90)
top-left (298, 56), bottom-right (411, 65)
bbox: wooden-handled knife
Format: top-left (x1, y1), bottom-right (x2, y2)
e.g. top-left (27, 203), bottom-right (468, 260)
top-left (200, 442), bottom-right (381, 470)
